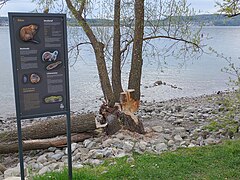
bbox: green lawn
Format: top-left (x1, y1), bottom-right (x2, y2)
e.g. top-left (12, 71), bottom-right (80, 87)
top-left (33, 139), bottom-right (240, 180)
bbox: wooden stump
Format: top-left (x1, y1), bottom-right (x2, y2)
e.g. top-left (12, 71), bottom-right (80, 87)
top-left (99, 89), bottom-right (144, 135)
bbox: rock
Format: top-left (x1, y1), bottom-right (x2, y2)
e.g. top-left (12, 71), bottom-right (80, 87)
top-left (204, 137), bottom-right (216, 145)
top-left (83, 139), bottom-right (92, 148)
top-left (4, 177), bottom-right (22, 180)
top-left (50, 152), bottom-right (64, 161)
top-left (4, 164), bottom-right (27, 178)
top-left (188, 143), bottom-right (196, 148)
top-left (180, 141), bottom-right (187, 146)
top-left (102, 139), bottom-right (113, 147)
top-left (144, 107), bottom-right (155, 113)
top-left (72, 163), bottom-right (83, 169)
top-left (29, 163), bottom-right (43, 171)
top-left (126, 157), bottom-right (135, 164)
top-left (71, 143), bottom-right (78, 152)
top-left (139, 141), bottom-right (147, 151)
top-left (173, 127), bottom-right (187, 137)
top-left (202, 108), bottom-right (212, 113)
top-left (86, 159), bottom-right (103, 166)
top-left (65, 143), bottom-right (80, 154)
top-left (92, 150), bottom-right (104, 159)
top-left (152, 126), bottom-right (163, 133)
top-left (155, 143), bottom-right (168, 152)
top-left (37, 154), bottom-right (47, 164)
top-left (116, 133), bottom-right (125, 140)
top-left (48, 163), bottom-right (60, 171)
top-left (72, 152), bottom-right (82, 162)
top-left (48, 147), bottom-right (57, 152)
top-left (123, 141), bottom-right (134, 152)
top-left (38, 166), bottom-right (50, 175)
top-left (112, 138), bottom-right (123, 149)
top-left (167, 140), bottom-right (175, 147)
top-left (202, 114), bottom-right (210, 119)
top-left (174, 113), bottom-right (184, 118)
top-left (173, 119), bottom-right (183, 125)
top-left (174, 135), bottom-right (183, 142)
top-left (185, 107), bottom-right (196, 113)
top-left (103, 148), bottom-right (113, 158)
top-left (154, 80), bottom-right (163, 86)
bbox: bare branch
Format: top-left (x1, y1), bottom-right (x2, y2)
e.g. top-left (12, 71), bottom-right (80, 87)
top-left (120, 34), bottom-right (202, 55)
top-left (68, 42), bottom-right (91, 53)
top-left (0, 0), bottom-right (9, 9)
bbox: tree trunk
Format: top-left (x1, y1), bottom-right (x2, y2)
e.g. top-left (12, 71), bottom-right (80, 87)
top-left (0, 133), bottom-right (93, 154)
top-left (0, 114), bottom-right (96, 143)
top-left (112, 0), bottom-right (123, 103)
top-left (128, 0), bottom-right (145, 101)
top-left (66, 0), bottom-right (115, 106)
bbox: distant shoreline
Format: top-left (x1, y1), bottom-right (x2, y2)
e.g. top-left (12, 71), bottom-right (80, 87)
top-left (2, 14), bottom-right (240, 26)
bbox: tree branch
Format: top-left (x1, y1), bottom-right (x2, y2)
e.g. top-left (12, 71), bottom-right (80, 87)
top-left (121, 35), bottom-right (202, 55)
top-left (68, 42), bottom-right (91, 53)
top-left (0, 0), bottom-right (9, 9)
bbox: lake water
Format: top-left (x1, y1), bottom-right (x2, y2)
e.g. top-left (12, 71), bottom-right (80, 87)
top-left (0, 26), bottom-right (239, 118)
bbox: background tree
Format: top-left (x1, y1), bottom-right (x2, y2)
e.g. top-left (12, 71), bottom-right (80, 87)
top-left (216, 0), bottom-right (240, 17)
top-left (35, 0), bottom-right (203, 107)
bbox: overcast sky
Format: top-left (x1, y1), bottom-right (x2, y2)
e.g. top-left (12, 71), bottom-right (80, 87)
top-left (0, 0), bottom-right (219, 17)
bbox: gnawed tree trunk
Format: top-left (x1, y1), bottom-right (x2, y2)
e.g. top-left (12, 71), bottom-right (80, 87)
top-left (0, 114), bottom-right (96, 143)
top-left (0, 133), bottom-right (93, 154)
top-left (100, 89), bottom-right (144, 135)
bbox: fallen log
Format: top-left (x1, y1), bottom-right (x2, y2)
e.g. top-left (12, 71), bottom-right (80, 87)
top-left (0, 133), bottom-right (93, 154)
top-left (0, 114), bottom-right (96, 143)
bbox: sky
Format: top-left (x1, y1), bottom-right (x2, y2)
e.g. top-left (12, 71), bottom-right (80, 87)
top-left (0, 0), bottom-right (219, 17)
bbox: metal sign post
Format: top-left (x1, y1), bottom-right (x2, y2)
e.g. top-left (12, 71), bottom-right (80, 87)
top-left (8, 13), bottom-right (72, 180)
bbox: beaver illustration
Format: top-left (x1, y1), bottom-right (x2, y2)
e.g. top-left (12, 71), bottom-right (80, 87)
top-left (19, 24), bottom-right (39, 43)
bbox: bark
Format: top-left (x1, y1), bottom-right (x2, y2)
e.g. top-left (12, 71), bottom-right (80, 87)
top-left (66, 0), bottom-right (115, 106)
top-left (112, 0), bottom-right (123, 102)
top-left (0, 114), bottom-right (96, 143)
top-left (0, 133), bottom-right (93, 154)
top-left (128, 0), bottom-right (145, 101)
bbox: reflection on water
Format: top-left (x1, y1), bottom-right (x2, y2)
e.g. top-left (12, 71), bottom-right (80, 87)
top-left (0, 26), bottom-right (239, 118)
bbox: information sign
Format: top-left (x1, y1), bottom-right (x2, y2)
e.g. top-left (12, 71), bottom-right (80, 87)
top-left (9, 13), bottom-right (70, 119)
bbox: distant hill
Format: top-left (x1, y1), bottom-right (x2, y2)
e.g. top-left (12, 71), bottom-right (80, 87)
top-left (1, 14), bottom-right (240, 26)
top-left (189, 14), bottom-right (240, 26)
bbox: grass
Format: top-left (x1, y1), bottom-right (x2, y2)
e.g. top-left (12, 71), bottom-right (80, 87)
top-left (33, 139), bottom-right (240, 180)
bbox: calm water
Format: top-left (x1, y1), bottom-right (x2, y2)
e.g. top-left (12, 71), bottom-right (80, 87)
top-left (0, 26), bottom-right (239, 118)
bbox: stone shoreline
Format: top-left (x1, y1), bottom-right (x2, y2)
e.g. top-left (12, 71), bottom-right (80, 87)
top-left (1, 91), bottom-right (240, 179)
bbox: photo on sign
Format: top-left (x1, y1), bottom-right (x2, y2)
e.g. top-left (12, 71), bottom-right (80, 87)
top-left (42, 50), bottom-right (59, 62)
top-left (22, 73), bottom-right (41, 84)
top-left (46, 61), bottom-right (62, 71)
top-left (19, 24), bottom-right (39, 44)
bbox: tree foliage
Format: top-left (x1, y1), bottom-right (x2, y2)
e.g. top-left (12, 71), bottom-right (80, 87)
top-left (216, 0), bottom-right (240, 17)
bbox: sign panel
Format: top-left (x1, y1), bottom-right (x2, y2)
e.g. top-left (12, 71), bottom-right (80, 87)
top-left (9, 13), bottom-right (70, 119)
